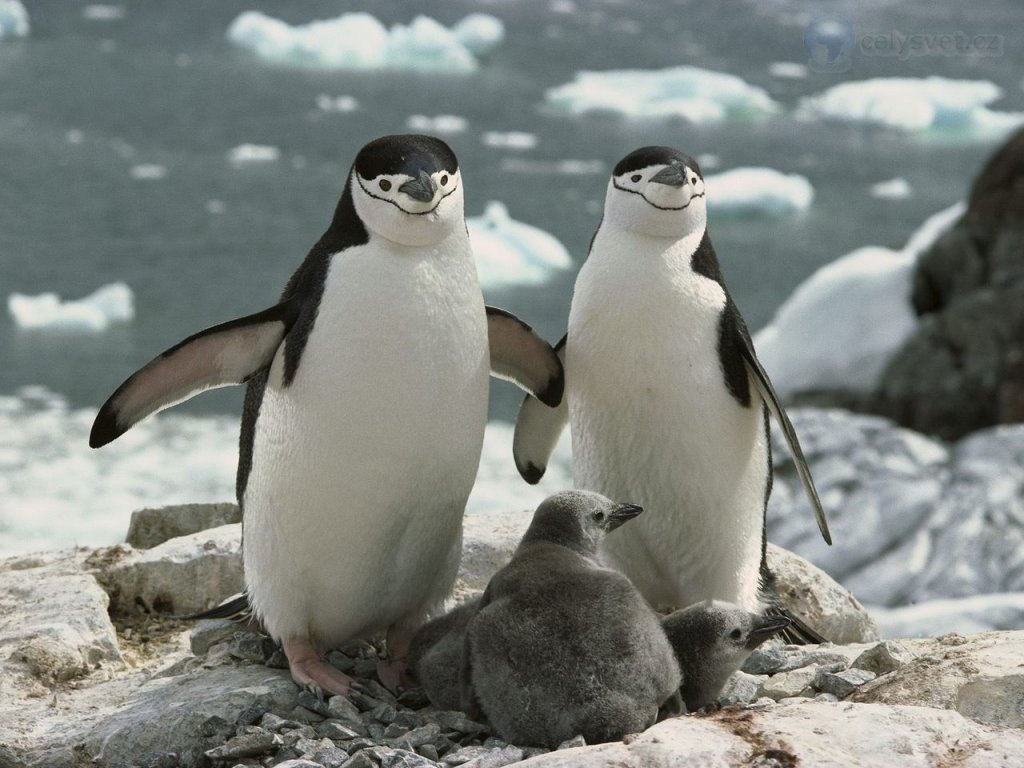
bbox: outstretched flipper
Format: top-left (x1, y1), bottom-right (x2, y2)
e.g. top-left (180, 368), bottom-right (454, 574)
top-left (89, 301), bottom-right (300, 448)
top-left (486, 307), bottom-right (564, 408)
top-left (512, 334), bottom-right (568, 484)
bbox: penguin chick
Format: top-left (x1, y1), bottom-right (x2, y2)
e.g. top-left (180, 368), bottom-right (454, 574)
top-left (662, 599), bottom-right (790, 712)
top-left (409, 597), bottom-right (480, 711)
top-left (462, 490), bottom-right (682, 748)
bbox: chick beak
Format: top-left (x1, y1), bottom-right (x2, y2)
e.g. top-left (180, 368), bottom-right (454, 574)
top-left (606, 503), bottom-right (643, 532)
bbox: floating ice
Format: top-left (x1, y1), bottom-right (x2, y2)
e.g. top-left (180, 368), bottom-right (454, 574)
top-left (315, 94), bottom-right (359, 113)
top-left (467, 202), bottom-right (573, 289)
top-left (7, 282), bottom-right (134, 333)
top-left (130, 164), bottom-right (167, 181)
top-left (0, 0), bottom-right (28, 38)
top-left (226, 11), bottom-right (504, 73)
top-left (800, 77), bottom-right (1024, 137)
top-left (228, 144), bottom-right (280, 166)
top-left (0, 389), bottom-right (570, 558)
top-left (769, 61), bottom-right (808, 79)
top-left (706, 167), bottom-right (814, 216)
top-left (482, 131), bottom-right (538, 150)
top-left (754, 202), bottom-right (965, 398)
top-left (406, 114), bottom-right (468, 134)
top-left (544, 66), bottom-right (779, 124)
top-left (82, 5), bottom-right (125, 21)
top-left (500, 158), bottom-right (604, 176)
top-left (870, 177), bottom-right (912, 199)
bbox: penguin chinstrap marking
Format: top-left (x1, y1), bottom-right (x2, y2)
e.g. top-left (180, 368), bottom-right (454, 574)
top-left (513, 145), bottom-right (831, 638)
top-left (662, 599), bottom-right (790, 712)
top-left (89, 134), bottom-right (565, 696)
top-left (460, 491), bottom-right (682, 749)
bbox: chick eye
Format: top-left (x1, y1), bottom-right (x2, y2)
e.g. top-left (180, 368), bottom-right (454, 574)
top-left (630, 174), bottom-right (642, 183)
top-left (379, 179), bottom-right (392, 192)
top-left (592, 511), bottom-right (605, 523)
top-left (440, 174), bottom-right (449, 186)
top-left (729, 628), bottom-right (742, 640)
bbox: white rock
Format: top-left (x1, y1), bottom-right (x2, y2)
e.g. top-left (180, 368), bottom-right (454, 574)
top-left (758, 667), bottom-right (817, 700)
top-left (104, 524), bottom-right (242, 615)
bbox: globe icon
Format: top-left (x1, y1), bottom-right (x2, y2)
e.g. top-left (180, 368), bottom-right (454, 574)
top-left (805, 16), bottom-right (854, 73)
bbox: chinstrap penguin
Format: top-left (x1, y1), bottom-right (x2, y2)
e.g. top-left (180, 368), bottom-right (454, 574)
top-left (460, 490), bottom-right (682, 748)
top-left (662, 599), bottom-right (790, 712)
top-left (90, 134), bottom-right (564, 696)
top-left (408, 597), bottom-right (480, 711)
top-left (513, 145), bottom-right (831, 643)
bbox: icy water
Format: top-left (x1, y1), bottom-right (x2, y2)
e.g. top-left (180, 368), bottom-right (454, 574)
top-left (1, 0), bottom-right (1022, 553)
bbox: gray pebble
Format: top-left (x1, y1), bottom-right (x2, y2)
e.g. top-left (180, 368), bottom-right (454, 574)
top-left (416, 744), bottom-right (440, 762)
top-left (266, 647), bottom-right (291, 669)
top-left (370, 746), bottom-right (439, 767)
top-left (442, 746), bottom-right (491, 766)
top-left (327, 695), bottom-right (363, 722)
top-left (431, 711), bottom-right (489, 737)
top-left (461, 746), bottom-right (525, 768)
top-left (367, 723), bottom-right (387, 741)
top-left (813, 667), bottom-right (877, 698)
top-left (311, 744), bottom-right (350, 768)
top-left (719, 671), bottom-right (767, 706)
top-left (327, 650), bottom-right (357, 674)
top-left (298, 690), bottom-right (332, 717)
top-left (275, 760), bottom-right (326, 768)
top-left (556, 736), bottom-right (586, 750)
top-left (318, 722), bottom-right (366, 741)
top-left (339, 753), bottom-right (377, 768)
top-left (346, 738), bottom-right (378, 754)
top-left (204, 730), bottom-right (281, 760)
top-left (852, 641), bottom-right (915, 675)
top-left (741, 646), bottom-right (794, 675)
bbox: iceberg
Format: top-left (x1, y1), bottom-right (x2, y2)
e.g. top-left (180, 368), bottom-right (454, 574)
top-left (467, 202), bottom-right (573, 289)
top-left (481, 131), bottom-right (538, 150)
top-left (870, 177), bottom-right (912, 199)
top-left (705, 167), bottom-right (813, 216)
top-left (226, 10), bottom-right (503, 73)
top-left (544, 66), bottom-right (779, 124)
top-left (7, 282), bottom-right (134, 332)
top-left (754, 202), bottom-right (965, 398)
top-left (0, 0), bottom-right (28, 38)
top-left (228, 143), bottom-right (280, 166)
top-left (800, 77), bottom-right (1024, 137)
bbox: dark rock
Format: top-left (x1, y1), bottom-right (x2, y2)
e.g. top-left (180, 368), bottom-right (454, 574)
top-left (298, 690), bottom-right (332, 717)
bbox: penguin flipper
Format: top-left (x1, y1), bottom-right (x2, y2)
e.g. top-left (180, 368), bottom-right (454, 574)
top-left (739, 337), bottom-right (832, 546)
top-left (175, 592), bottom-right (251, 621)
top-left (90, 300), bottom-right (301, 448)
top-left (485, 306), bottom-right (564, 408)
top-left (764, 604), bottom-right (827, 645)
top-left (512, 334), bottom-right (568, 484)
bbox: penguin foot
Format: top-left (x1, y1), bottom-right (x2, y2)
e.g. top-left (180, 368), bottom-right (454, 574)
top-left (376, 656), bottom-right (416, 694)
top-left (284, 636), bottom-right (353, 696)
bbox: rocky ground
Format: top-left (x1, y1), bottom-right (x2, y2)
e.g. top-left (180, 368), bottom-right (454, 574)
top-left (2, 409), bottom-right (1023, 767)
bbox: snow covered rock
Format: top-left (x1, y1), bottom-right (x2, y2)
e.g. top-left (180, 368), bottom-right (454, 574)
top-left (7, 282), bottom-right (134, 332)
top-left (544, 66), bottom-right (779, 124)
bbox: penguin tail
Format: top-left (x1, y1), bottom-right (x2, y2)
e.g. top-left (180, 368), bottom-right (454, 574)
top-left (765, 604), bottom-right (827, 645)
top-left (175, 592), bottom-right (252, 621)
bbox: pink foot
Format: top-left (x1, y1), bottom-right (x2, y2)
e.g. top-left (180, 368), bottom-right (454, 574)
top-left (283, 636), bottom-right (353, 696)
top-left (377, 624), bottom-right (417, 694)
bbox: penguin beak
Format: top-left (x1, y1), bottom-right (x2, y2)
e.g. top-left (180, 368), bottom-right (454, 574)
top-left (650, 164), bottom-right (688, 188)
top-left (605, 503), bottom-right (643, 532)
top-left (745, 615), bottom-right (792, 649)
top-left (399, 170), bottom-right (438, 203)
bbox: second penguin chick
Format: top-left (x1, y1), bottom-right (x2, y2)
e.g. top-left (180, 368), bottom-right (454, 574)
top-left (462, 490), bottom-right (682, 748)
top-left (409, 598), bottom-right (480, 711)
top-left (662, 599), bottom-right (791, 712)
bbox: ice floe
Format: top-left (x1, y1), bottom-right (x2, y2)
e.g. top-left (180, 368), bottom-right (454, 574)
top-left (406, 114), bottom-right (468, 134)
top-left (769, 61), bottom-right (808, 79)
top-left (226, 11), bottom-right (504, 73)
top-left (315, 94), bottom-right (359, 114)
top-left (129, 164), bottom-right (167, 181)
top-left (800, 77), bottom-right (1024, 137)
top-left (499, 158), bottom-right (604, 176)
top-left (481, 131), bottom-right (538, 150)
top-left (0, 0), bottom-right (28, 38)
top-left (82, 5), bottom-right (125, 22)
top-left (706, 167), bottom-right (814, 216)
top-left (228, 143), bottom-right (280, 166)
top-left (544, 66), bottom-right (779, 123)
top-left (467, 201), bottom-right (573, 289)
top-left (7, 282), bottom-right (134, 332)
top-left (870, 177), bottom-right (912, 199)
top-left (754, 202), bottom-right (964, 398)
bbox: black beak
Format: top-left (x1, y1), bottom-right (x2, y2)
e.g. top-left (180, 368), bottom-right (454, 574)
top-left (399, 170), bottom-right (437, 203)
top-left (606, 503), bottom-right (643, 532)
top-left (745, 615), bottom-right (792, 650)
top-left (649, 164), bottom-right (688, 188)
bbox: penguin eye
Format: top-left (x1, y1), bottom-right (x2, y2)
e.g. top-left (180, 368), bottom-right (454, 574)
top-left (630, 174), bottom-right (642, 183)
top-left (729, 628), bottom-right (742, 640)
top-left (440, 174), bottom-right (449, 186)
top-left (592, 511), bottom-right (605, 523)
top-left (379, 179), bottom-right (392, 192)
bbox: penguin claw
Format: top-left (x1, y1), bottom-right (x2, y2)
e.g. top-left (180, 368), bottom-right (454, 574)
top-left (284, 637), bottom-right (353, 696)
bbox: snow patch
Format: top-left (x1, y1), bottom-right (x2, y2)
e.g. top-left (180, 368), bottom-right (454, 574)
top-left (754, 202), bottom-right (965, 398)
top-left (706, 167), bottom-right (814, 216)
top-left (228, 144), bottom-right (280, 166)
top-left (870, 177), bottom-right (913, 200)
top-left (226, 11), bottom-right (504, 73)
top-left (544, 66), bottom-right (779, 123)
top-left (7, 283), bottom-right (134, 333)
top-left (467, 201), bottom-right (573, 289)
top-left (0, 0), bottom-right (28, 38)
top-left (800, 77), bottom-right (1024, 137)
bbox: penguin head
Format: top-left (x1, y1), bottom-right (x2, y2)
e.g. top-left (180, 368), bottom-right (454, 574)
top-left (522, 490), bottom-right (643, 554)
top-left (604, 146), bottom-right (706, 239)
top-left (350, 134), bottom-right (464, 247)
top-left (666, 600), bottom-right (791, 664)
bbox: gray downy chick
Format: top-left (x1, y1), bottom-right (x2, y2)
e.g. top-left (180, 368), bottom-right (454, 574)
top-left (408, 597), bottom-right (480, 711)
top-left (461, 490), bottom-right (682, 748)
top-left (662, 599), bottom-right (791, 712)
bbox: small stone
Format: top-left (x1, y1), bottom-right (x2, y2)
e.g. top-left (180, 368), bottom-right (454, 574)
top-left (327, 695), bottom-right (363, 721)
top-left (326, 650), bottom-right (356, 674)
top-left (442, 746), bottom-right (490, 766)
top-left (742, 647), bottom-right (794, 675)
top-left (260, 712), bottom-right (299, 733)
top-left (311, 741), bottom-right (350, 768)
top-left (481, 738), bottom-right (507, 749)
top-left (367, 722), bottom-right (386, 740)
top-left (392, 711), bottom-right (426, 729)
top-left (266, 647), bottom-right (290, 669)
top-left (298, 690), bottom-right (332, 717)
top-left (383, 723), bottom-right (409, 739)
top-left (758, 668), bottom-right (818, 701)
top-left (521, 747), bottom-right (549, 760)
top-left (813, 667), bottom-right (877, 698)
top-left (432, 711), bottom-right (489, 737)
top-left (346, 738), bottom-right (377, 754)
top-left (397, 688), bottom-right (431, 709)
top-left (719, 671), bottom-right (767, 706)
top-left (358, 680), bottom-right (398, 707)
top-left (349, 689), bottom-right (385, 712)
top-left (190, 619), bottom-right (242, 656)
top-left (852, 641), bottom-right (916, 675)
top-left (318, 722), bottom-right (364, 741)
top-left (556, 735), bottom-right (586, 750)
top-left (339, 753), bottom-right (376, 768)
top-left (397, 723), bottom-right (441, 750)
top-left (369, 703), bottom-right (398, 724)
top-left (204, 730), bottom-right (281, 760)
top-left (416, 744), bottom-right (439, 762)
top-left (815, 692), bottom-right (839, 702)
top-left (236, 704), bottom-right (268, 728)
top-left (274, 761), bottom-right (324, 768)
top-left (462, 746), bottom-right (525, 768)
top-left (199, 714), bottom-right (233, 738)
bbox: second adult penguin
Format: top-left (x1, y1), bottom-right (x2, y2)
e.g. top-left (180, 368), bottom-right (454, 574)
top-left (90, 134), bottom-right (563, 695)
top-left (461, 490), bottom-right (682, 748)
top-left (514, 146), bottom-right (831, 640)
